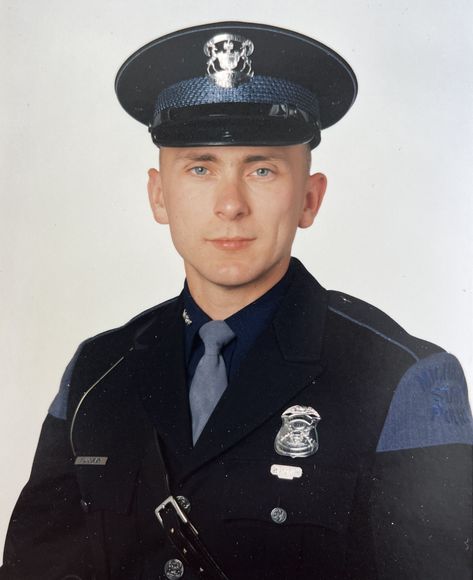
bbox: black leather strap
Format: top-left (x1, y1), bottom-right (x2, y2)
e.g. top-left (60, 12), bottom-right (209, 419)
top-left (153, 431), bottom-right (230, 580)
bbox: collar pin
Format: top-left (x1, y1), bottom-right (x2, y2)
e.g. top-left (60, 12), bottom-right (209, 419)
top-left (182, 309), bottom-right (192, 325)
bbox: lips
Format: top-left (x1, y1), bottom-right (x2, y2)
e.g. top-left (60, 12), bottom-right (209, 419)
top-left (207, 237), bottom-right (255, 250)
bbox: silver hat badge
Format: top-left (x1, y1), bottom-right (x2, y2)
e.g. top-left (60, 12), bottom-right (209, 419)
top-left (204, 33), bottom-right (254, 88)
top-left (274, 405), bottom-right (321, 458)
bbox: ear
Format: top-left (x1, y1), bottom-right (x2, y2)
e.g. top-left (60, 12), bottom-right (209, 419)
top-left (147, 168), bottom-right (169, 224)
top-left (298, 172), bottom-right (327, 229)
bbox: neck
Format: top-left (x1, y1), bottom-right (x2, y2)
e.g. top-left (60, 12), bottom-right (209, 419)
top-left (186, 259), bottom-right (290, 320)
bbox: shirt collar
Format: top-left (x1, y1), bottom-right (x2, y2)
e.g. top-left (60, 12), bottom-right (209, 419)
top-left (182, 260), bottom-right (295, 360)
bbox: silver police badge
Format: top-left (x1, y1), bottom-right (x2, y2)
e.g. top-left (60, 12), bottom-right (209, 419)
top-left (274, 405), bottom-right (321, 458)
top-left (204, 33), bottom-right (254, 88)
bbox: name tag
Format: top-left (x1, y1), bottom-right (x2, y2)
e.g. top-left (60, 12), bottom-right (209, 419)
top-left (270, 464), bottom-right (303, 480)
top-left (75, 456), bottom-right (108, 466)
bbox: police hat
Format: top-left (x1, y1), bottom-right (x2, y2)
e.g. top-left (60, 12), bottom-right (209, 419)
top-left (115, 22), bottom-right (357, 149)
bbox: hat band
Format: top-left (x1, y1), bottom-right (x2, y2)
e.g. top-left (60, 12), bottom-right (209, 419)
top-left (152, 75), bottom-right (320, 127)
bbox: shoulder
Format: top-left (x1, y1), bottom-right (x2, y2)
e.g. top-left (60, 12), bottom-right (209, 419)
top-left (48, 296), bottom-right (180, 420)
top-left (79, 295), bottom-right (180, 355)
top-left (325, 290), bottom-right (473, 450)
top-left (327, 290), bottom-right (442, 362)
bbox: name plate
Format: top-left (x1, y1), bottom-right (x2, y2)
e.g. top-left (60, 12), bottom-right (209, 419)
top-left (270, 464), bottom-right (303, 480)
top-left (75, 456), bottom-right (108, 466)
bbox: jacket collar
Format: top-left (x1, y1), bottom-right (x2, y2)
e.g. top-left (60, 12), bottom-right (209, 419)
top-left (273, 257), bottom-right (327, 363)
top-left (130, 257), bottom-right (326, 359)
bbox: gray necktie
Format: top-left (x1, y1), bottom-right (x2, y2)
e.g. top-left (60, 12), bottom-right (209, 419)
top-left (189, 320), bottom-right (235, 444)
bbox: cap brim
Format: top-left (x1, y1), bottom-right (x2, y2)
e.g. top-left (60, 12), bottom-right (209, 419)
top-left (152, 114), bottom-right (320, 148)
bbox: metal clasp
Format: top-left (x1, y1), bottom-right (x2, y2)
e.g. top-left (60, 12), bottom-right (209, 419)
top-left (155, 495), bottom-right (189, 526)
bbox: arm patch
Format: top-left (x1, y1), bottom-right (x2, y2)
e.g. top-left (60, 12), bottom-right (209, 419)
top-left (377, 352), bottom-right (473, 452)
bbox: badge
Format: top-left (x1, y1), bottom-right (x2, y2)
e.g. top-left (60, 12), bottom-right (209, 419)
top-left (204, 33), bottom-right (254, 88)
top-left (274, 405), bottom-right (321, 458)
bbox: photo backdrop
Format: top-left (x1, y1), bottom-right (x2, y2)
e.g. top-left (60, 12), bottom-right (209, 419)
top-left (1, 0), bottom-right (472, 554)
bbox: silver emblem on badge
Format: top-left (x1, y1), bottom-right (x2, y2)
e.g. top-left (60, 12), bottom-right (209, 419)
top-left (274, 405), bottom-right (321, 458)
top-left (204, 33), bottom-right (254, 88)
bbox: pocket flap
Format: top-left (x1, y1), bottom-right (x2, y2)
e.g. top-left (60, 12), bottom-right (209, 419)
top-left (74, 459), bottom-right (140, 514)
top-left (223, 461), bottom-right (357, 533)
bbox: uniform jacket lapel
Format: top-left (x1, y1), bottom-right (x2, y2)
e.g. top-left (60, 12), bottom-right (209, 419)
top-left (182, 260), bottom-right (328, 478)
top-left (128, 297), bottom-right (194, 457)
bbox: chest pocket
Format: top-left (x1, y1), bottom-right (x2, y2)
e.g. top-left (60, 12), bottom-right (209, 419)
top-left (219, 459), bottom-right (358, 579)
top-left (75, 460), bottom-right (140, 515)
top-left (75, 459), bottom-right (168, 580)
top-left (223, 459), bottom-right (357, 532)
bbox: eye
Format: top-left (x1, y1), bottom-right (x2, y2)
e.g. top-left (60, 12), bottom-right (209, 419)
top-left (253, 167), bottom-right (272, 177)
top-left (190, 166), bottom-right (208, 176)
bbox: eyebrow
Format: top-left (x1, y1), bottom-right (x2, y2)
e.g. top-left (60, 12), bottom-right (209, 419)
top-left (177, 153), bottom-right (217, 162)
top-left (242, 155), bottom-right (284, 163)
top-left (175, 153), bottom-right (286, 164)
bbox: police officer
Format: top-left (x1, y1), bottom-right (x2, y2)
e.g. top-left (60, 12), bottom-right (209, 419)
top-left (1, 21), bottom-right (472, 580)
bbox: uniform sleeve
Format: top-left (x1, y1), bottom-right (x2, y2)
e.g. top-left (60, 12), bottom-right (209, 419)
top-left (370, 352), bottom-right (473, 579)
top-left (0, 354), bottom-right (94, 580)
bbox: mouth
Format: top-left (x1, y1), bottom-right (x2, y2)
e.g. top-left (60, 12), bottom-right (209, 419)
top-left (206, 237), bottom-right (256, 250)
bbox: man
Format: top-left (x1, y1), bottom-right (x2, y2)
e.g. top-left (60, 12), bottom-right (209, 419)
top-left (1, 21), bottom-right (472, 580)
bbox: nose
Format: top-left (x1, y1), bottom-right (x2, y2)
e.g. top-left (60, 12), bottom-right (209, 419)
top-left (213, 177), bottom-right (250, 221)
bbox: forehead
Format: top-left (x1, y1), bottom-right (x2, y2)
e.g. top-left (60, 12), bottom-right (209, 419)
top-left (159, 144), bottom-right (308, 165)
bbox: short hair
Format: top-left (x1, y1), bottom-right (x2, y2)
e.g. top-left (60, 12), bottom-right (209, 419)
top-left (305, 144), bottom-right (312, 173)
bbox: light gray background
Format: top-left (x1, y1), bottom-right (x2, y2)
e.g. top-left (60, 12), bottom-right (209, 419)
top-left (1, 0), bottom-right (472, 555)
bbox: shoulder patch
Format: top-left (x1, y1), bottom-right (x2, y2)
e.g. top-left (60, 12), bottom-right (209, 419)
top-left (328, 291), bottom-right (442, 362)
top-left (377, 352), bottom-right (473, 452)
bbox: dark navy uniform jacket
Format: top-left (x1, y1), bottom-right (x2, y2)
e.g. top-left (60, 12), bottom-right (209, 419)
top-left (2, 259), bottom-right (472, 579)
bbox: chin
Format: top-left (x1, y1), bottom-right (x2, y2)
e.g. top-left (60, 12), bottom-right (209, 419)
top-left (208, 262), bottom-right (258, 288)
top-left (210, 257), bottom-right (286, 290)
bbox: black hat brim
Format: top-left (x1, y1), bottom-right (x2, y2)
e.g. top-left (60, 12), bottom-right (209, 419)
top-left (151, 106), bottom-right (320, 148)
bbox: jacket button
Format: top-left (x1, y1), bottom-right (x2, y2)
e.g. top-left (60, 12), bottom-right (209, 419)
top-left (176, 495), bottom-right (191, 514)
top-left (164, 558), bottom-right (185, 579)
top-left (270, 507), bottom-right (287, 524)
top-left (80, 499), bottom-right (92, 513)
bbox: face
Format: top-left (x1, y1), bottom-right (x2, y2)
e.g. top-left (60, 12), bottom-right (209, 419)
top-left (147, 144), bottom-right (326, 298)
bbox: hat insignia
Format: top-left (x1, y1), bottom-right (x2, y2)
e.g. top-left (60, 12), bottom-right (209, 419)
top-left (274, 405), bottom-right (321, 458)
top-left (204, 33), bottom-right (254, 88)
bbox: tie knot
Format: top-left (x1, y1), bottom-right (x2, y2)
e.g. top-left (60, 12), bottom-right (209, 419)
top-left (199, 320), bottom-right (235, 355)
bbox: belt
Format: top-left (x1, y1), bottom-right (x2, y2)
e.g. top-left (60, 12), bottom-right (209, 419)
top-left (153, 431), bottom-right (230, 580)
